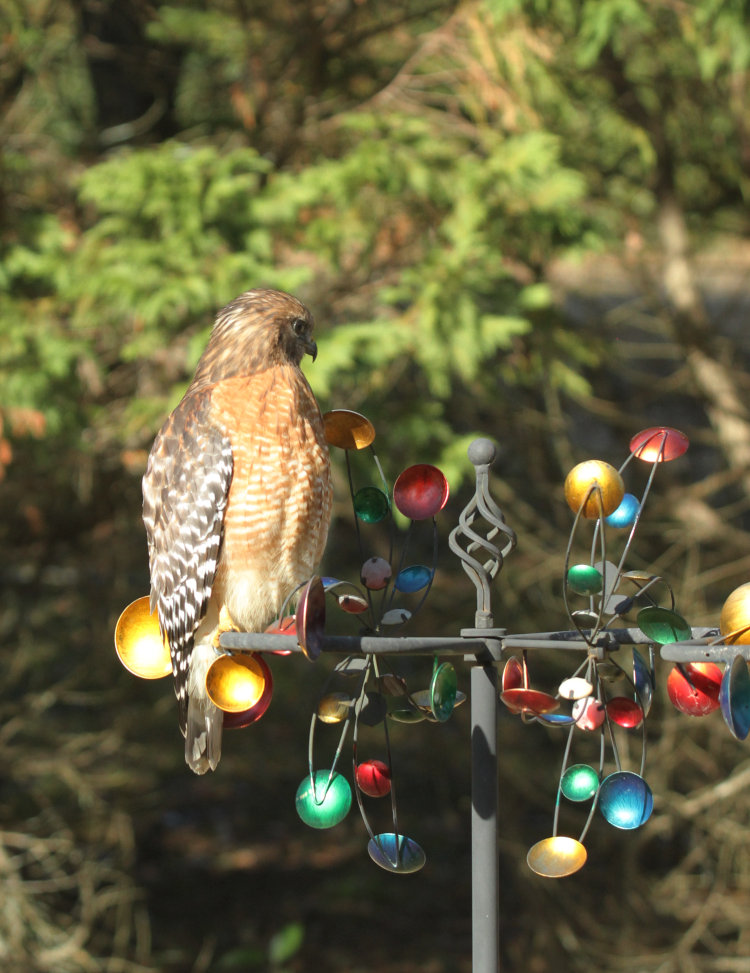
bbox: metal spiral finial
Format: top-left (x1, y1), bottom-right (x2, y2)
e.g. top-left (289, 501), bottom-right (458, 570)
top-left (448, 438), bottom-right (517, 626)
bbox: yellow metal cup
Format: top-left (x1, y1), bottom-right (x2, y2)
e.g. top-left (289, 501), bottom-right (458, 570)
top-left (205, 653), bottom-right (268, 712)
top-left (114, 596), bottom-right (171, 679)
top-left (323, 410), bottom-right (376, 450)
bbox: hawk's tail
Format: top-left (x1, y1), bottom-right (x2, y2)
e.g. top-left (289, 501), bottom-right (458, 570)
top-left (184, 642), bottom-right (223, 774)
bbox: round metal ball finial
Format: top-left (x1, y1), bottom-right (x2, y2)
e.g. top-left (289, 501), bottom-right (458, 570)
top-left (467, 438), bottom-right (497, 468)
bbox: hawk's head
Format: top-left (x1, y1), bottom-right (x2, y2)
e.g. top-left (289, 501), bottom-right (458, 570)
top-left (189, 289), bottom-right (319, 390)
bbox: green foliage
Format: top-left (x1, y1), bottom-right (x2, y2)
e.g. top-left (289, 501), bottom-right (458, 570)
top-left (2, 106), bottom-right (596, 480)
top-left (72, 144), bottom-right (283, 339)
top-left (0, 0), bottom-right (94, 151)
top-left (1, 0), bottom-right (746, 485)
top-left (268, 922), bottom-right (305, 969)
top-left (490, 0), bottom-right (750, 229)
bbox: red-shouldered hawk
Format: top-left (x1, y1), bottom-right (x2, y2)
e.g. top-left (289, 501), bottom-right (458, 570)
top-left (142, 289), bottom-right (332, 774)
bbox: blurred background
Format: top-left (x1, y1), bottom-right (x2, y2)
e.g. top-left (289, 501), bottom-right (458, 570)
top-left (2, 0), bottom-right (750, 970)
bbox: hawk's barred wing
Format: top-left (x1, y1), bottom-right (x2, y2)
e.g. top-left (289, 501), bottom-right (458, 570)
top-left (142, 389), bottom-right (233, 732)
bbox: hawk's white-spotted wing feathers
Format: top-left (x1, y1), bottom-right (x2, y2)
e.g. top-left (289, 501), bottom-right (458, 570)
top-left (142, 389), bottom-right (233, 733)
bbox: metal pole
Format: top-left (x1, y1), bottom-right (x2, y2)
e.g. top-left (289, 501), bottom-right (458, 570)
top-left (471, 661), bottom-right (499, 973)
top-left (449, 439), bottom-right (513, 973)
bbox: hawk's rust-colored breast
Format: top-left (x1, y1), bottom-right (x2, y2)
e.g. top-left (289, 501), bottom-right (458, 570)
top-left (206, 365), bottom-right (332, 632)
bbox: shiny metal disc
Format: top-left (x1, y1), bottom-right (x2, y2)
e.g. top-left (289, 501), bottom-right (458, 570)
top-left (295, 770), bottom-right (352, 829)
top-left (605, 492), bottom-right (640, 529)
top-left (572, 696), bottom-right (605, 730)
top-left (388, 706), bottom-right (425, 724)
top-left (606, 696), bottom-right (644, 729)
top-left (430, 662), bottom-right (457, 721)
top-left (317, 692), bottom-right (352, 724)
top-left (636, 606), bottom-right (691, 645)
top-left (264, 614), bottom-right (295, 654)
top-left (361, 557), bottom-right (392, 591)
top-left (570, 609), bottom-right (601, 628)
top-left (720, 655), bottom-right (750, 740)
top-left (379, 673), bottom-right (409, 696)
top-left (502, 656), bottom-right (525, 692)
top-left (354, 691), bottom-right (387, 726)
top-left (536, 712), bottom-right (577, 727)
top-left (296, 576), bottom-right (326, 661)
top-left (566, 564), bottom-right (603, 596)
top-left (337, 593), bottom-right (369, 614)
top-left (598, 771), bottom-right (653, 830)
top-left (629, 426), bottom-right (689, 463)
top-left (322, 409), bottom-right (376, 450)
top-left (222, 655), bottom-right (273, 728)
top-left (264, 614), bottom-right (296, 635)
top-left (355, 759), bottom-right (391, 798)
top-left (381, 608), bottom-right (412, 625)
top-left (561, 764), bottom-right (599, 802)
top-left (114, 596), bottom-right (171, 679)
top-left (354, 486), bottom-right (390, 524)
top-left (720, 583), bottom-right (750, 645)
top-left (409, 689), bottom-right (433, 711)
top-left (393, 464), bottom-right (449, 520)
top-left (558, 676), bottom-right (593, 701)
top-left (667, 662), bottom-right (721, 716)
top-left (205, 652), bottom-right (268, 712)
top-left (501, 688), bottom-right (559, 716)
top-left (394, 564), bottom-right (434, 593)
top-left (527, 836), bottom-right (587, 878)
top-left (564, 460), bottom-right (624, 519)
top-left (334, 656), bottom-right (368, 676)
top-left (368, 833), bottom-right (426, 873)
top-left (632, 648), bottom-right (654, 716)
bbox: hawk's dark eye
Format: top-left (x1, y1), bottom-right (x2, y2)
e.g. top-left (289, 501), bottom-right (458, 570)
top-left (292, 318), bottom-right (307, 336)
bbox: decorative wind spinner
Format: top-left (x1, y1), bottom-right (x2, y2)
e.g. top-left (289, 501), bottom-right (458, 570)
top-left (509, 425), bottom-right (750, 876)
top-left (114, 415), bottom-right (750, 888)
top-left (292, 410), bottom-right (458, 874)
top-left (502, 426), bottom-right (691, 879)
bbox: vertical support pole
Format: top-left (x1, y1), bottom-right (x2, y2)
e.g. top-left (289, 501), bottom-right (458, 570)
top-left (471, 661), bottom-right (499, 973)
top-left (449, 438), bottom-right (512, 971)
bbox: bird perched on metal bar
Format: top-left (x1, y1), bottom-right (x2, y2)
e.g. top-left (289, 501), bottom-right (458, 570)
top-left (142, 289), bottom-right (332, 773)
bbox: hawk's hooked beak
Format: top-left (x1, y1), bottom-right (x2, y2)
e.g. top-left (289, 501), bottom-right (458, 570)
top-left (303, 337), bottom-right (318, 362)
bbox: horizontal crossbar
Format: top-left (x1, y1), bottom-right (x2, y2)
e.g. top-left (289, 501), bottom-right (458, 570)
top-left (219, 626), bottom-right (720, 659)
